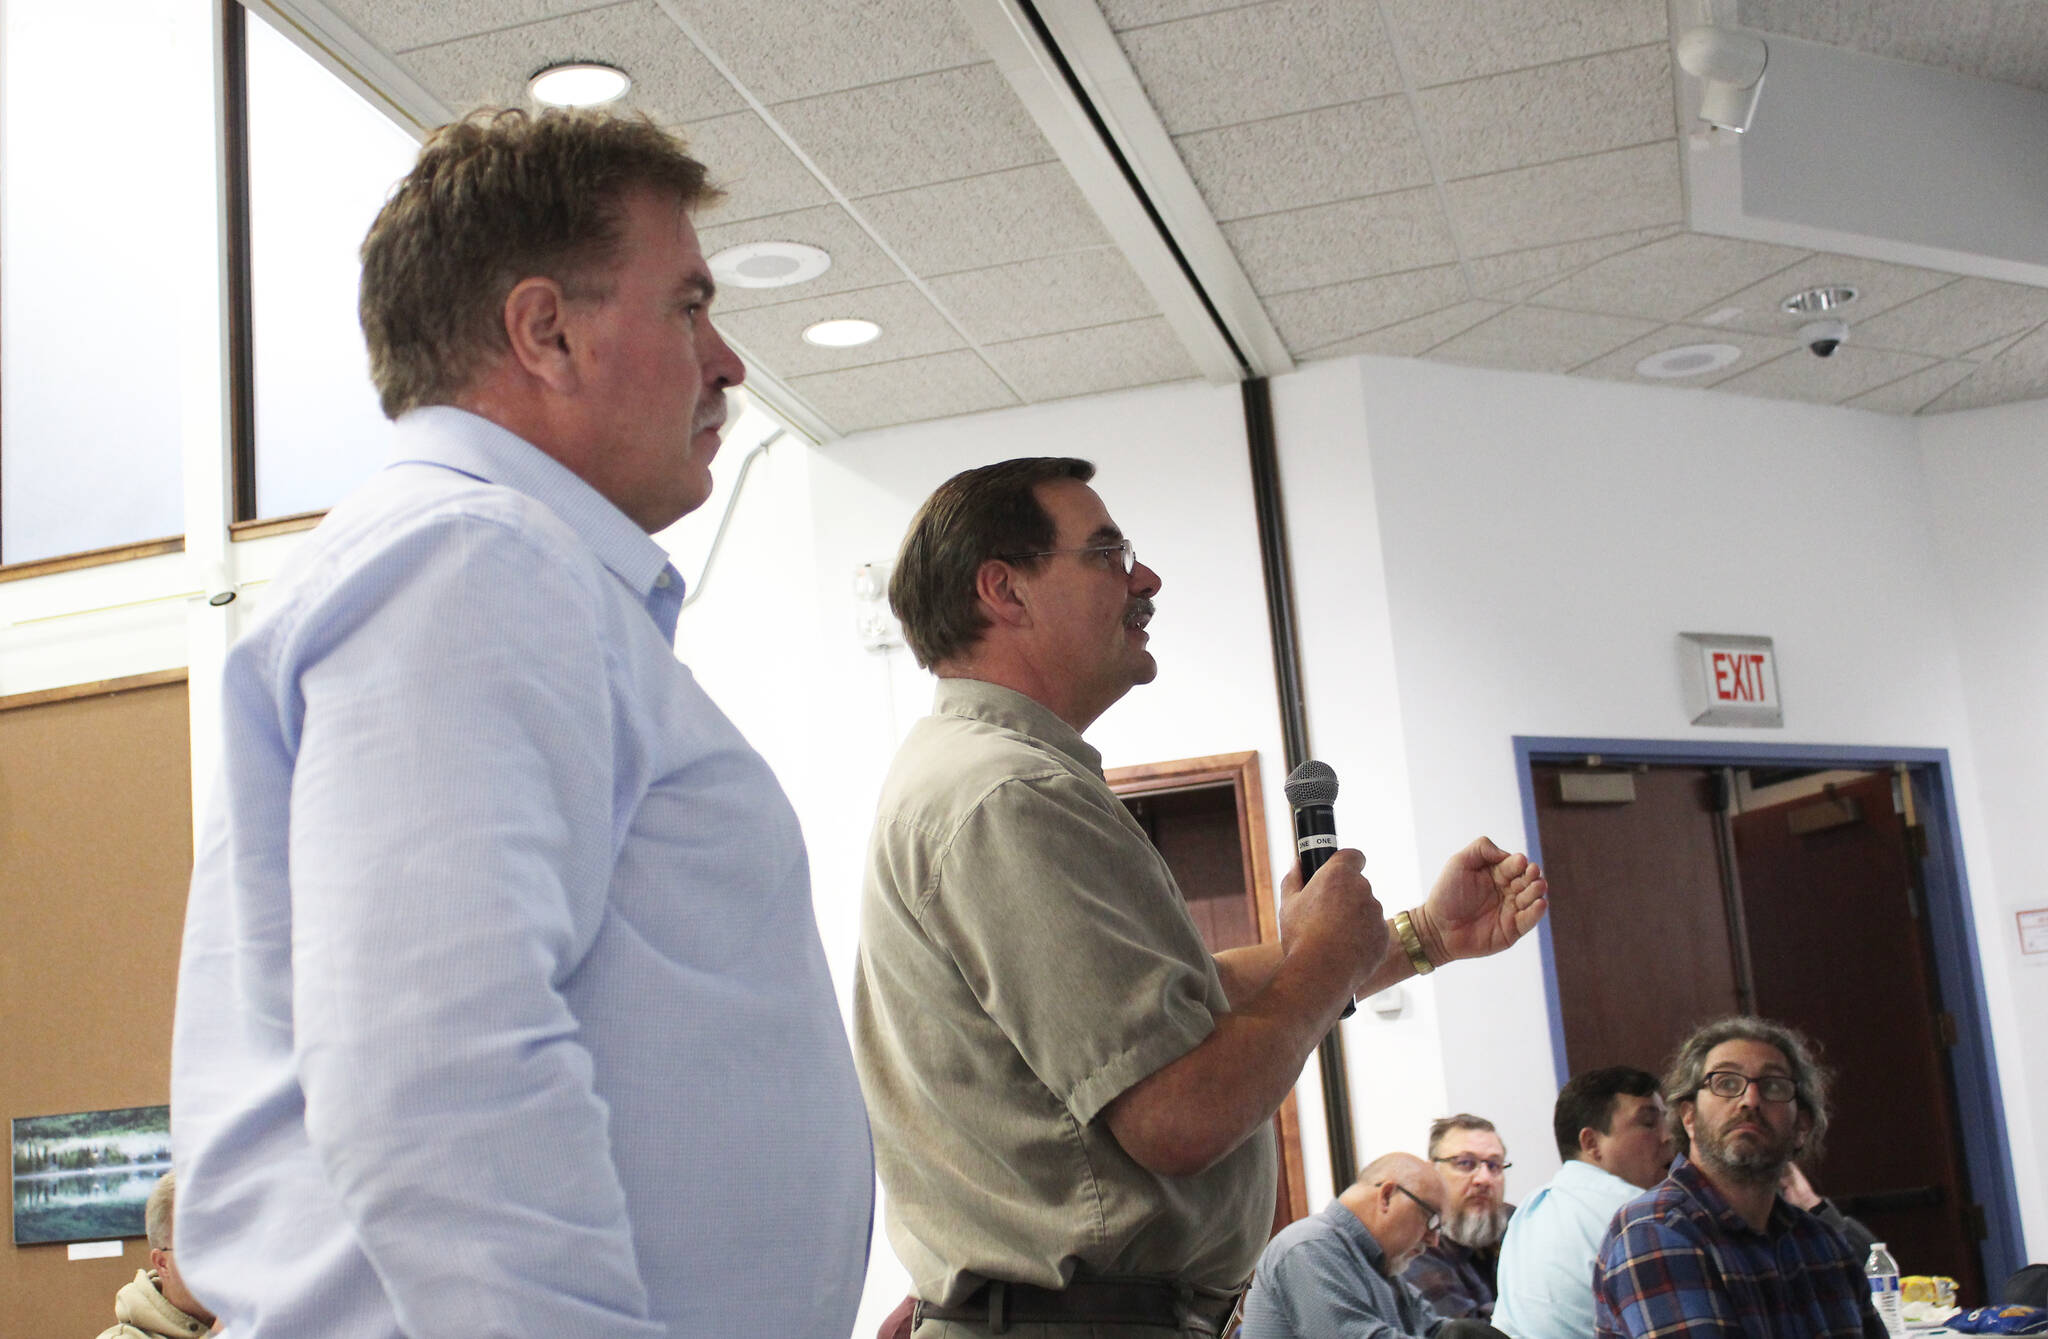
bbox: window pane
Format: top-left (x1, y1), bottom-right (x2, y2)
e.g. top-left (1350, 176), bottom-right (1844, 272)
top-left (245, 10), bottom-right (419, 519)
top-left (1, 1), bottom-right (192, 563)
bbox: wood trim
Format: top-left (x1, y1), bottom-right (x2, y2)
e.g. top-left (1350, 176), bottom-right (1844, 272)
top-left (1105, 748), bottom-right (1309, 1227)
top-left (0, 668), bottom-right (189, 713)
top-left (231, 510), bottom-right (325, 541)
top-left (0, 536), bottom-right (185, 583)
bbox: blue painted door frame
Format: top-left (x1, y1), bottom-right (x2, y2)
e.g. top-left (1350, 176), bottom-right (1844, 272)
top-left (1511, 735), bottom-right (2025, 1288)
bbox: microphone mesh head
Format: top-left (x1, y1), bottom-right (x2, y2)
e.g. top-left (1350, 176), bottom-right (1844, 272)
top-left (1284, 759), bottom-right (1339, 807)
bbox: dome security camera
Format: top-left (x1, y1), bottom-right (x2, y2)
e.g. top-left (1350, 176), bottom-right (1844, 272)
top-left (1799, 318), bottom-right (1849, 358)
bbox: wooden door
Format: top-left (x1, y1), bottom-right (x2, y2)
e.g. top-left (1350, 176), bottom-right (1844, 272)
top-left (1107, 750), bottom-right (1310, 1236)
top-left (1733, 772), bottom-right (1983, 1299)
top-left (1532, 764), bottom-right (1745, 1072)
top-left (1533, 759), bottom-right (1989, 1299)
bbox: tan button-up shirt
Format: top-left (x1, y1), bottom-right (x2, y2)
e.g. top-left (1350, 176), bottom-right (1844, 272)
top-left (854, 678), bottom-right (1276, 1304)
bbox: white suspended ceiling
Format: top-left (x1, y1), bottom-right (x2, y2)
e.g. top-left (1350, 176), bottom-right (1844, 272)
top-left (251, 0), bottom-right (2048, 437)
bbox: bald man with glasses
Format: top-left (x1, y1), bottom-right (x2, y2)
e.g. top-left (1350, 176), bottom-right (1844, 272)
top-left (1242, 1153), bottom-right (1511, 1339)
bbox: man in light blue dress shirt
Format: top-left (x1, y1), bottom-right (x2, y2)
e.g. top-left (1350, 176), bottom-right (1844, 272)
top-left (1493, 1068), bottom-right (1672, 1339)
top-left (170, 109), bottom-right (872, 1339)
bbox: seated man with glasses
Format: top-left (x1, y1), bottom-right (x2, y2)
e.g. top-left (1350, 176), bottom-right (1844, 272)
top-left (1593, 1016), bottom-right (1887, 1339)
top-left (1243, 1152), bottom-right (1510, 1339)
top-left (1403, 1115), bottom-right (1515, 1320)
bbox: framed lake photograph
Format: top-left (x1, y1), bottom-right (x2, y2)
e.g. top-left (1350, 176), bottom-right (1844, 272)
top-left (11, 1104), bottom-right (171, 1246)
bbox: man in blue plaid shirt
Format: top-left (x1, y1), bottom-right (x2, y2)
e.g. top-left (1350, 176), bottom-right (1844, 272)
top-left (1592, 1017), bottom-right (1886, 1338)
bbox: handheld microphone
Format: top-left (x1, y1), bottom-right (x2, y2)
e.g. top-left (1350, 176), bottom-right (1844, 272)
top-left (1283, 760), bottom-right (1355, 1019)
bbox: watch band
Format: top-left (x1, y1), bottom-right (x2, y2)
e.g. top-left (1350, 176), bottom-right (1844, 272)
top-left (1394, 910), bottom-right (1435, 976)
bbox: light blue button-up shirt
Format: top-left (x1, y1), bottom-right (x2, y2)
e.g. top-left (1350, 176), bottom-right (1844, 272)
top-left (1495, 1159), bottom-right (1643, 1339)
top-left (171, 406), bottom-right (872, 1339)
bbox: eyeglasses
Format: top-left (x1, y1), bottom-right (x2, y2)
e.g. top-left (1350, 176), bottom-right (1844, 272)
top-left (1388, 1181), bottom-right (1443, 1232)
top-left (1701, 1071), bottom-right (1798, 1103)
top-left (1434, 1155), bottom-right (1511, 1176)
top-left (999, 540), bottom-right (1137, 575)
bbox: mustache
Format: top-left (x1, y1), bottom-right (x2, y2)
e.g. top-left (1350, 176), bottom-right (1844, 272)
top-left (1124, 597), bottom-right (1155, 627)
top-left (695, 395), bottom-right (727, 435)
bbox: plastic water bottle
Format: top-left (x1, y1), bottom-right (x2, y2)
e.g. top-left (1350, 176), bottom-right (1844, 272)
top-left (1866, 1242), bottom-right (1906, 1339)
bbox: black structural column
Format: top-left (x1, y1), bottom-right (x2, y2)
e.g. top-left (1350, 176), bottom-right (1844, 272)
top-left (1241, 376), bottom-right (1357, 1190)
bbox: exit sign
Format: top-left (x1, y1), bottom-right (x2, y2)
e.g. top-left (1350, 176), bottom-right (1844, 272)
top-left (1679, 632), bottom-right (1782, 727)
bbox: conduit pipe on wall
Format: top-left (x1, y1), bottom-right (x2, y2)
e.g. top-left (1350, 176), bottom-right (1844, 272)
top-left (680, 429), bottom-right (782, 610)
top-left (1241, 376), bottom-right (1357, 1189)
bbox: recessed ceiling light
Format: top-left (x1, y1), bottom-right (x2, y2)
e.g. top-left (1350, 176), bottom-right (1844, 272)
top-left (803, 318), bottom-right (881, 348)
top-left (1635, 343), bottom-right (1742, 379)
top-left (528, 62), bottom-right (631, 108)
top-left (709, 241), bottom-right (832, 290)
top-left (1780, 285), bottom-right (1858, 315)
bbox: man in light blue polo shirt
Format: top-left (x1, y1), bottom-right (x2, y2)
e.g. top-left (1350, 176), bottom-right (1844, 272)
top-left (1494, 1068), bottom-right (1672, 1339)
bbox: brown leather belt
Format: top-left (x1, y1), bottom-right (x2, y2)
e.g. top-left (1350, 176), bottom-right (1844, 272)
top-left (912, 1276), bottom-right (1237, 1335)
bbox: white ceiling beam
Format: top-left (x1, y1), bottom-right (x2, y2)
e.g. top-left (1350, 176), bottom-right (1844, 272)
top-left (242, 0), bottom-right (454, 139)
top-left (957, 0), bottom-right (1292, 383)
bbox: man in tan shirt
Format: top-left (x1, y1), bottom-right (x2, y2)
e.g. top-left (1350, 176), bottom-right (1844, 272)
top-left (855, 457), bottom-right (1550, 1338)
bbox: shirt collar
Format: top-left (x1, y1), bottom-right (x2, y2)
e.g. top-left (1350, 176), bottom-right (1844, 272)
top-left (1327, 1201), bottom-right (1392, 1275)
top-left (932, 678), bottom-right (1104, 776)
top-left (1668, 1154), bottom-right (1798, 1239)
top-left (1559, 1157), bottom-right (1642, 1195)
top-left (389, 405), bottom-right (681, 604)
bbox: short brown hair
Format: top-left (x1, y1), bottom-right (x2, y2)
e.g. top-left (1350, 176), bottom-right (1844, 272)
top-left (889, 457), bottom-right (1095, 668)
top-left (1664, 1014), bottom-right (1832, 1162)
top-left (359, 107), bottom-right (720, 419)
top-left (1426, 1113), bottom-right (1499, 1159)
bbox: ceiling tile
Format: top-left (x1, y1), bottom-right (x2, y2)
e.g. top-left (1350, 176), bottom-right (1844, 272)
top-left (1852, 277), bottom-right (2048, 359)
top-left (1531, 232), bottom-right (1808, 322)
top-left (1923, 324), bottom-right (2048, 412)
top-left (1221, 188), bottom-right (1457, 294)
top-left (1304, 300), bottom-right (1507, 358)
top-left (1978, 4), bottom-right (2048, 92)
top-left (696, 204), bottom-right (908, 313)
top-left (770, 64), bottom-right (1052, 198)
top-left (1442, 142), bottom-right (1682, 258)
top-left (923, 250), bottom-right (1159, 345)
top-left (1681, 253), bottom-right (1955, 334)
top-left (1101, 0), bottom-right (1263, 30)
top-left (1429, 305), bottom-right (1658, 373)
top-left (1464, 225), bottom-right (1681, 295)
top-left (1713, 344), bottom-right (1938, 405)
top-left (855, 164), bottom-right (1112, 277)
top-left (325, 0), bottom-right (612, 54)
top-left (1842, 361), bottom-right (1980, 415)
top-left (786, 350), bottom-right (1019, 433)
top-left (716, 282), bottom-right (965, 377)
top-left (662, 0), bottom-right (985, 103)
top-left (398, 2), bottom-right (745, 126)
top-left (981, 317), bottom-right (1200, 401)
top-left (1118, 0), bottom-right (1402, 134)
top-left (1174, 96), bottom-right (1431, 222)
top-left (1571, 323), bottom-right (1799, 388)
top-left (1418, 46), bottom-right (1674, 180)
top-left (684, 111), bottom-right (833, 225)
top-left (1382, 0), bottom-right (1668, 86)
top-left (1264, 264), bottom-right (1468, 351)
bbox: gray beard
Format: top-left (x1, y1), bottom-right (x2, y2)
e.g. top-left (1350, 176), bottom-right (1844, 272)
top-left (1695, 1124), bottom-right (1793, 1188)
top-left (1442, 1200), bottom-right (1510, 1250)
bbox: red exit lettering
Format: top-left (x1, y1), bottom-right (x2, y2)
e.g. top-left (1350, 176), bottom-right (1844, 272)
top-left (1711, 651), bottom-right (1769, 702)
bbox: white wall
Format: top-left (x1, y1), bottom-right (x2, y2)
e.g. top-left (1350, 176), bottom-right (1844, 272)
top-left (1277, 356), bottom-right (2041, 1256)
top-left (1918, 396), bottom-right (2048, 1249)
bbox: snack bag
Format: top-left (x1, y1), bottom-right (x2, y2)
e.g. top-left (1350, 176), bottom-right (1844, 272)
top-left (1946, 1305), bottom-right (2048, 1334)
